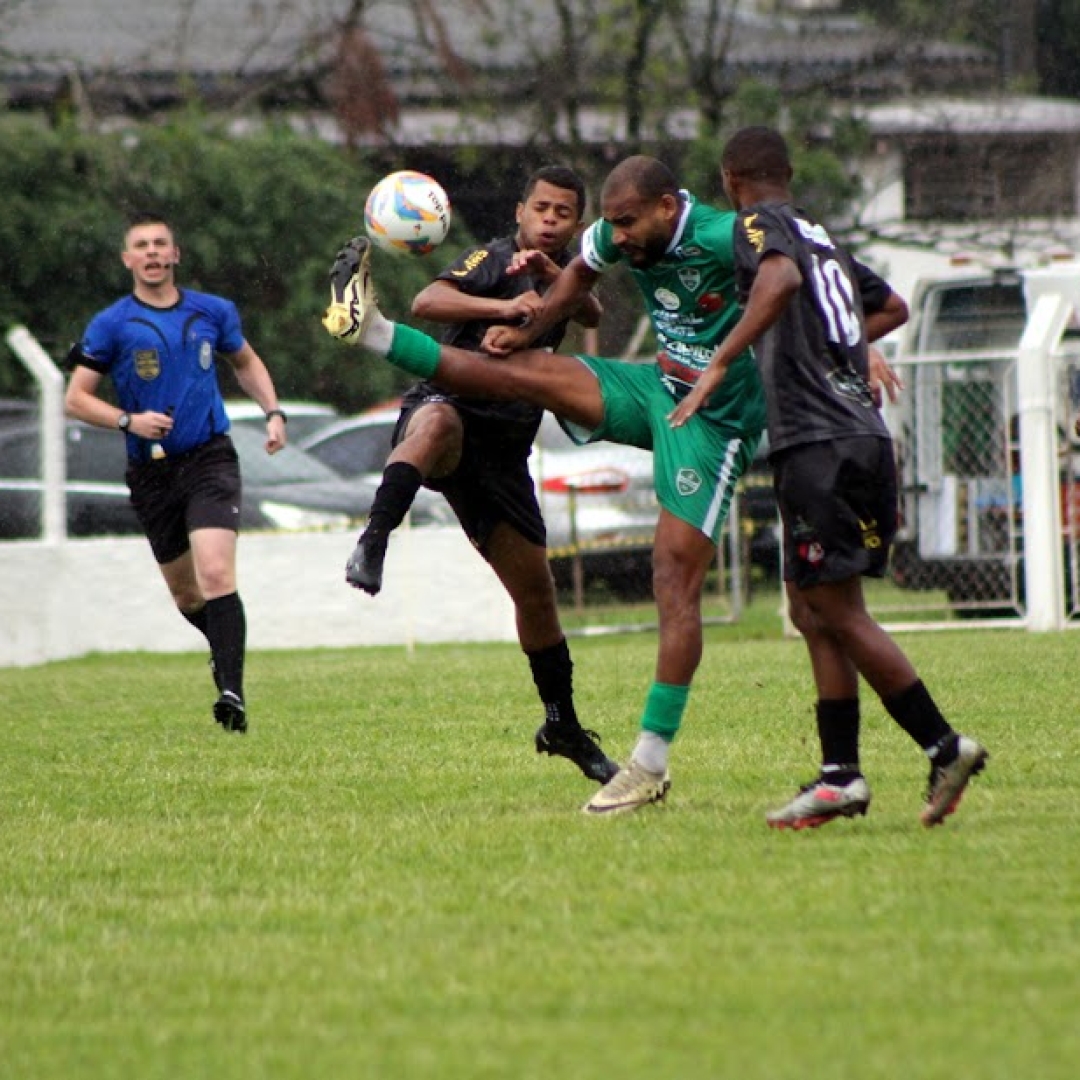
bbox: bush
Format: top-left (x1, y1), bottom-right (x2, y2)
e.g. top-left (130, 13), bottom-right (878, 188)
top-left (0, 115), bottom-right (472, 410)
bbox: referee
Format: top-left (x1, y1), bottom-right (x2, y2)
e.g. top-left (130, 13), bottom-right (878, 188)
top-left (66, 211), bottom-right (287, 734)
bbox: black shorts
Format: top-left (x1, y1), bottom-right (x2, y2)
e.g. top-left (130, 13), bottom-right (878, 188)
top-left (774, 435), bottom-right (897, 589)
top-left (393, 392), bottom-right (546, 551)
top-left (126, 435), bottom-right (242, 565)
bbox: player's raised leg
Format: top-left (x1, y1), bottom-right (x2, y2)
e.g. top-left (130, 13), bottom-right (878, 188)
top-left (322, 237), bottom-right (606, 428)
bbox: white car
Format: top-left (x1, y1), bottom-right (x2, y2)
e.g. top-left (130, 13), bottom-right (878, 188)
top-left (300, 405), bottom-right (659, 592)
top-left (224, 399), bottom-right (341, 444)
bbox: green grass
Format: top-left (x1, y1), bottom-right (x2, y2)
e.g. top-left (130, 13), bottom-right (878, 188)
top-left (2, 610), bottom-right (1077, 1079)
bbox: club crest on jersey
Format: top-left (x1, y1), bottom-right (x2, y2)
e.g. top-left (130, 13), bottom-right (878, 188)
top-left (654, 287), bottom-right (680, 311)
top-left (134, 349), bottom-right (160, 380)
top-left (677, 267), bottom-right (701, 292)
top-left (200, 341), bottom-right (214, 370)
top-left (675, 468), bottom-right (702, 496)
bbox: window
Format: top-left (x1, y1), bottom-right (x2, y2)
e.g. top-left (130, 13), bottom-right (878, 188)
top-left (904, 136), bottom-right (1077, 221)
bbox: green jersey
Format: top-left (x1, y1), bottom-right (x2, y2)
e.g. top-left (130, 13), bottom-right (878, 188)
top-left (580, 192), bottom-right (764, 435)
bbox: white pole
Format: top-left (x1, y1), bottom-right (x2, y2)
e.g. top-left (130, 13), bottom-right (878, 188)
top-left (1016, 289), bottom-right (1073, 630)
top-left (5, 326), bottom-right (66, 543)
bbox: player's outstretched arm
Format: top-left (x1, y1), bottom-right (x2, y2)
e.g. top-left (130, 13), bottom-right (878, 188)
top-left (485, 255), bottom-right (600, 356)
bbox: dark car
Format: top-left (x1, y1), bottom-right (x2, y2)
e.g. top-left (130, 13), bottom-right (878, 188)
top-left (0, 414), bottom-right (377, 540)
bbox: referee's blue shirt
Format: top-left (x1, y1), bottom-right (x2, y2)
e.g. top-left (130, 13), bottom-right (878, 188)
top-left (79, 290), bottom-right (244, 461)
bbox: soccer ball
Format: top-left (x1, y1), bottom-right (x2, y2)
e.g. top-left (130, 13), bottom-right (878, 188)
top-left (364, 170), bottom-right (452, 256)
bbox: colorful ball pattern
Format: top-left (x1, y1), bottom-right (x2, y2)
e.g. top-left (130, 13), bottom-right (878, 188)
top-left (364, 170), bottom-right (452, 256)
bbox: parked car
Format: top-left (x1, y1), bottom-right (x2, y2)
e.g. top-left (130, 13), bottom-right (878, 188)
top-left (224, 400), bottom-right (341, 444)
top-left (296, 408), bottom-right (456, 527)
top-left (300, 405), bottom-right (658, 591)
top-left (0, 411), bottom-right (377, 539)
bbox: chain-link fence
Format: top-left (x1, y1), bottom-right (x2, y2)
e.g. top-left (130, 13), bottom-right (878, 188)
top-left (869, 265), bottom-right (1080, 627)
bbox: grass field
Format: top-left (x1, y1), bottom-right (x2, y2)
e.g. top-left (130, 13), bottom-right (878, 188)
top-left (2, 606), bottom-right (1077, 1079)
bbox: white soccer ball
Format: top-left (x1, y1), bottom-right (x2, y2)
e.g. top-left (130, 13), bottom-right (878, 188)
top-left (364, 170), bottom-right (452, 256)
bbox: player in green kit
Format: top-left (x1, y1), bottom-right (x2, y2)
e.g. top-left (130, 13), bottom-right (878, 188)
top-left (322, 156), bottom-right (766, 815)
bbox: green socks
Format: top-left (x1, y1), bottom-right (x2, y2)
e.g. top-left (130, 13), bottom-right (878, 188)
top-left (386, 323), bottom-right (442, 380)
top-left (641, 681), bottom-right (690, 742)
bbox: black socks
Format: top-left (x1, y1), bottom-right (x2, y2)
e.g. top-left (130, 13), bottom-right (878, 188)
top-left (883, 680), bottom-right (953, 752)
top-left (203, 592), bottom-right (247, 702)
top-left (527, 638), bottom-right (579, 727)
top-left (817, 698), bottom-right (861, 781)
top-left (363, 462), bottom-right (424, 541)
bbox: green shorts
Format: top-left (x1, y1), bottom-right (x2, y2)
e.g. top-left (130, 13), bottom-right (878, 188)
top-left (562, 357), bottom-right (762, 543)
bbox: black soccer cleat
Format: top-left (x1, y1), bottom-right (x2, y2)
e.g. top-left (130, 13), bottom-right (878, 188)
top-left (535, 721), bottom-right (619, 784)
top-left (345, 535), bottom-right (387, 596)
top-left (213, 690), bottom-right (247, 734)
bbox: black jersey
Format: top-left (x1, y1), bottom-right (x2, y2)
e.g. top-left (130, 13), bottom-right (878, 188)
top-left (733, 201), bottom-right (892, 456)
top-left (409, 235), bottom-right (574, 452)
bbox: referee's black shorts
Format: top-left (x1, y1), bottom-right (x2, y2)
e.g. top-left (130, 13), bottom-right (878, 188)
top-left (126, 435), bottom-right (242, 564)
top-left (774, 435), bottom-right (897, 589)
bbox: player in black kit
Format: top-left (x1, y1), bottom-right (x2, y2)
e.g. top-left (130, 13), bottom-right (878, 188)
top-left (671, 127), bottom-right (989, 829)
top-left (345, 166), bottom-right (616, 784)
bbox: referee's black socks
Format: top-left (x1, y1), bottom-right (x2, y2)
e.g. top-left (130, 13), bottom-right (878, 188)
top-left (204, 592), bottom-right (247, 702)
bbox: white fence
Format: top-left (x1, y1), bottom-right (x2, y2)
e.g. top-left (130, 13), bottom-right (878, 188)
top-left (875, 264), bottom-right (1080, 630)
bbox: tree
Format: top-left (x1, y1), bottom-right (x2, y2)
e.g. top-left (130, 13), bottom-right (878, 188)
top-left (0, 115), bottom-right (469, 409)
top-left (843, 0), bottom-right (1040, 90)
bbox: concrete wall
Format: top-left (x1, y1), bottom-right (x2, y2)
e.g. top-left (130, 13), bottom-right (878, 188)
top-left (0, 527), bottom-right (517, 668)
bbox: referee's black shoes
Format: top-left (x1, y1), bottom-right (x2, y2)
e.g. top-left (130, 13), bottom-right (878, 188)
top-left (536, 720), bottom-right (619, 784)
top-left (214, 690), bottom-right (247, 734)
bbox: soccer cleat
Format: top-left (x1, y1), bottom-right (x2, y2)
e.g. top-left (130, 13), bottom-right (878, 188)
top-left (921, 735), bottom-right (989, 827)
top-left (766, 775), bottom-right (871, 830)
top-left (582, 759), bottom-right (671, 816)
top-left (345, 534), bottom-right (387, 595)
top-left (322, 235), bottom-right (377, 344)
top-left (535, 720), bottom-right (618, 784)
top-left (213, 690), bottom-right (247, 734)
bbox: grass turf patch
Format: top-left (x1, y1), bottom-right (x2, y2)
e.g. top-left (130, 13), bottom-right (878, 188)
top-left (1, 623), bottom-right (1077, 1079)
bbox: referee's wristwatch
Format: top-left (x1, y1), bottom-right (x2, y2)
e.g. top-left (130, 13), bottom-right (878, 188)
top-left (117, 412), bottom-right (132, 432)
top-left (265, 408), bottom-right (288, 424)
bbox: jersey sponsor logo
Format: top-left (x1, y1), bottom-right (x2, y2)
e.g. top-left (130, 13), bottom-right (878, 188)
top-left (859, 516), bottom-right (882, 550)
top-left (742, 213), bottom-right (765, 253)
top-left (698, 292), bottom-right (725, 313)
top-left (677, 267), bottom-right (701, 292)
top-left (451, 248), bottom-right (491, 276)
top-left (199, 341), bottom-right (214, 370)
top-left (675, 467), bottom-right (702, 496)
top-left (826, 368), bottom-right (875, 407)
top-left (654, 287), bottom-right (680, 311)
top-left (795, 217), bottom-right (834, 249)
top-left (658, 351), bottom-right (703, 387)
top-left (799, 540), bottom-right (825, 566)
top-left (674, 244), bottom-right (702, 259)
top-left (134, 349), bottom-right (160, 380)
top-left (664, 339), bottom-right (714, 367)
